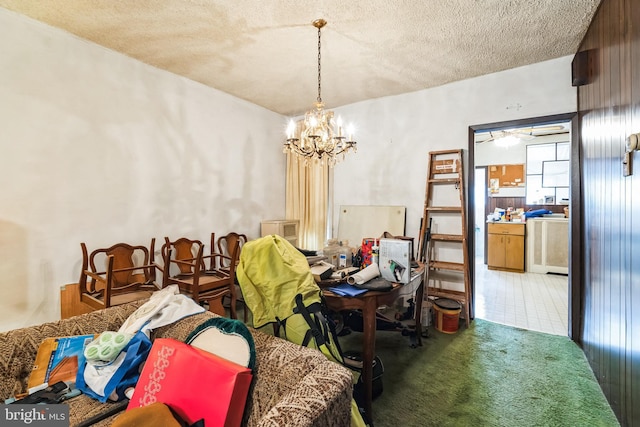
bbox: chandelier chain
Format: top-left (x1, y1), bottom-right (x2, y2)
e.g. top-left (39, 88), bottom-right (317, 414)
top-left (317, 24), bottom-right (322, 104)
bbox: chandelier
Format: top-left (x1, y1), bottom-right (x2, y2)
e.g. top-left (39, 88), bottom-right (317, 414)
top-left (284, 19), bottom-right (357, 166)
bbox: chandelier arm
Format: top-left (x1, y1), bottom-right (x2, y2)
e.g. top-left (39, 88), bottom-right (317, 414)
top-left (287, 138), bottom-right (319, 157)
top-left (334, 144), bottom-right (355, 157)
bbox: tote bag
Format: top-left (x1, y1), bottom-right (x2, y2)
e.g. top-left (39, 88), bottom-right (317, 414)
top-left (128, 338), bottom-right (253, 427)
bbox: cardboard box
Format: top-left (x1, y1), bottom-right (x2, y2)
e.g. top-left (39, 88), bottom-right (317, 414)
top-left (379, 239), bottom-right (411, 284)
top-left (310, 261), bottom-right (334, 282)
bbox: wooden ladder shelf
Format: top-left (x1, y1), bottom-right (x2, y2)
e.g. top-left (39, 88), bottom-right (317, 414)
top-left (417, 149), bottom-right (471, 327)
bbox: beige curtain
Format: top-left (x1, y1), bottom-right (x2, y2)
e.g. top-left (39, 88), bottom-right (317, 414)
top-left (285, 153), bottom-right (330, 251)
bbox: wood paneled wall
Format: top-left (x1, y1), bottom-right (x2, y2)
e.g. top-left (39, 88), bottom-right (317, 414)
top-left (575, 0), bottom-right (639, 425)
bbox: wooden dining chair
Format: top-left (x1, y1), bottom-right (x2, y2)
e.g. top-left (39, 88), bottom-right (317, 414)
top-left (216, 232), bottom-right (248, 321)
top-left (161, 233), bottom-right (241, 318)
top-left (78, 239), bottom-right (161, 310)
top-left (216, 232), bottom-right (247, 271)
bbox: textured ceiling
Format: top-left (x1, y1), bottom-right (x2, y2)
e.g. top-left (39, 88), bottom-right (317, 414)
top-left (0, 1), bottom-right (600, 116)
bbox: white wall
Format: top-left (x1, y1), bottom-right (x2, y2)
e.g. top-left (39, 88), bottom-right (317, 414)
top-left (0, 9), bottom-right (286, 330)
top-left (331, 56), bottom-right (577, 245)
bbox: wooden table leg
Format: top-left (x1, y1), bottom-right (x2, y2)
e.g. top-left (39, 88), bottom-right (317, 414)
top-left (362, 296), bottom-right (377, 421)
top-left (413, 278), bottom-right (425, 346)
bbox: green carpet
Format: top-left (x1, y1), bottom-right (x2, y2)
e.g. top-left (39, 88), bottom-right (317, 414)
top-left (339, 319), bottom-right (619, 427)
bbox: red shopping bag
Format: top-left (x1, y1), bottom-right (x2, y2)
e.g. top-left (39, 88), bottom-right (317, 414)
top-left (127, 338), bottom-right (253, 427)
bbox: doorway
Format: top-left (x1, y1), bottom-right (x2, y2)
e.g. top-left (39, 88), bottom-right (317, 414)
top-left (467, 113), bottom-right (579, 338)
top-left (474, 167), bottom-right (486, 263)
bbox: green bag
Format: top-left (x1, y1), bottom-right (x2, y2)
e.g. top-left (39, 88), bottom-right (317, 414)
top-left (281, 294), bottom-right (347, 367)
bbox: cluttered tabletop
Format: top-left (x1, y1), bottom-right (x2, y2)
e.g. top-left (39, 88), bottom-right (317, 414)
top-left (310, 237), bottom-right (422, 297)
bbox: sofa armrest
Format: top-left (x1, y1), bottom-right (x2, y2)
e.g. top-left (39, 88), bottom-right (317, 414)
top-left (254, 359), bottom-right (352, 427)
top-left (247, 330), bottom-right (352, 427)
top-left (0, 300), bottom-right (145, 399)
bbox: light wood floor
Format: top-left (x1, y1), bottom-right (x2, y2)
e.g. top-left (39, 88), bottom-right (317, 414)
top-left (474, 258), bottom-right (568, 336)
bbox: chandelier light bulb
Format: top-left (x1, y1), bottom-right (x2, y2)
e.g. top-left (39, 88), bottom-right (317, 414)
top-left (286, 120), bottom-right (296, 139)
top-left (336, 116), bottom-right (343, 137)
top-left (347, 124), bottom-right (355, 142)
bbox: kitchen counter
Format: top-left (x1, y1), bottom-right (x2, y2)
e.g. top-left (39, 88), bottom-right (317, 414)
top-left (529, 215), bottom-right (568, 221)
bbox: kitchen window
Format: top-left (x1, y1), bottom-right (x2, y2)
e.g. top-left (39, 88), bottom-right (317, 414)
top-left (526, 142), bottom-right (570, 205)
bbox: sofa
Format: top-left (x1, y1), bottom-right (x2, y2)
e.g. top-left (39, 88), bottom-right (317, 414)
top-left (0, 301), bottom-right (353, 426)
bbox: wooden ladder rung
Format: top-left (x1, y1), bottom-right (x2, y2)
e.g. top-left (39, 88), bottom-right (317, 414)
top-left (427, 288), bottom-right (467, 302)
top-left (426, 206), bottom-right (463, 212)
top-left (429, 261), bottom-right (465, 271)
top-left (428, 178), bottom-right (460, 184)
top-left (429, 149), bottom-right (463, 155)
top-left (431, 234), bottom-right (464, 242)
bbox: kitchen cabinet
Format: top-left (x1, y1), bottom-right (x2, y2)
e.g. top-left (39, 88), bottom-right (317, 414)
top-left (487, 222), bottom-right (525, 272)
